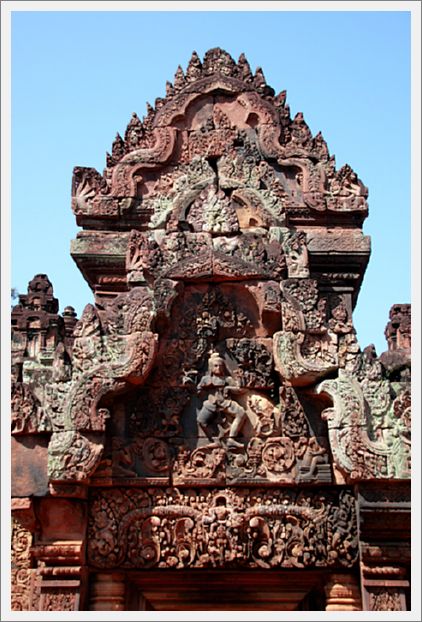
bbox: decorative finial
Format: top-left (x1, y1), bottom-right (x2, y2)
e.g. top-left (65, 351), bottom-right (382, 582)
top-left (174, 65), bottom-right (186, 92)
top-left (186, 51), bottom-right (202, 82)
top-left (237, 53), bottom-right (253, 82)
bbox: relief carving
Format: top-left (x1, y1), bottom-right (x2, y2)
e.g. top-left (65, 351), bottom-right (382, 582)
top-left (87, 488), bottom-right (358, 570)
top-left (12, 287), bottom-right (159, 486)
top-left (272, 228), bottom-right (310, 278)
top-left (368, 588), bottom-right (404, 611)
top-left (40, 590), bottom-right (78, 612)
top-left (317, 369), bottom-right (410, 482)
top-left (12, 382), bottom-right (50, 435)
top-left (196, 352), bottom-right (247, 448)
top-left (12, 47), bottom-right (411, 611)
top-left (11, 518), bottom-right (33, 611)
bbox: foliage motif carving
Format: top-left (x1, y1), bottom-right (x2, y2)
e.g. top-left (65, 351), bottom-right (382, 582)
top-left (71, 48), bottom-right (369, 233)
top-left (87, 487), bottom-right (358, 570)
top-left (368, 588), bottom-right (404, 611)
top-left (273, 330), bottom-right (337, 386)
top-left (11, 518), bottom-right (33, 611)
top-left (11, 47), bottom-right (411, 612)
top-left (48, 431), bottom-right (104, 481)
top-left (39, 589), bottom-right (78, 611)
top-left (11, 382), bottom-right (51, 435)
top-left (173, 435), bottom-right (331, 486)
top-left (11, 287), bottom-right (159, 484)
top-left (317, 370), bottom-right (410, 481)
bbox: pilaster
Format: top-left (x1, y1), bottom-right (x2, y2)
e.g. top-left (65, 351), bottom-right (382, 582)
top-left (89, 572), bottom-right (126, 610)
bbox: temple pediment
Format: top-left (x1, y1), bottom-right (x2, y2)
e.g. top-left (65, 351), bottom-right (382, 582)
top-left (11, 48), bottom-right (411, 613)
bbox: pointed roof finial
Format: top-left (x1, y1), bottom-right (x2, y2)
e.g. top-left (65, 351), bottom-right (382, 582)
top-left (275, 90), bottom-right (287, 107)
top-left (237, 53), bottom-right (253, 82)
top-left (124, 113), bottom-right (143, 150)
top-left (202, 48), bottom-right (236, 76)
top-left (254, 67), bottom-right (266, 88)
top-left (111, 133), bottom-right (125, 163)
top-left (313, 131), bottom-right (329, 160)
top-left (186, 50), bottom-right (202, 82)
top-left (155, 97), bottom-right (165, 110)
top-left (174, 65), bottom-right (186, 92)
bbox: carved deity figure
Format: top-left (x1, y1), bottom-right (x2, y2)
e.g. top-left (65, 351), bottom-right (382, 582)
top-left (197, 352), bottom-right (246, 447)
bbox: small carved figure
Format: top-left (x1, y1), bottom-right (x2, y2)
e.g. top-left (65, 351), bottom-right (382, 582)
top-left (52, 343), bottom-right (71, 382)
top-left (328, 301), bottom-right (353, 334)
top-left (281, 230), bottom-right (309, 278)
top-left (197, 352), bottom-right (246, 447)
top-left (296, 437), bottom-right (328, 481)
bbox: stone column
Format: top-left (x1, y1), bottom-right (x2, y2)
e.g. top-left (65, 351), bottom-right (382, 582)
top-left (324, 573), bottom-right (362, 611)
top-left (89, 573), bottom-right (126, 611)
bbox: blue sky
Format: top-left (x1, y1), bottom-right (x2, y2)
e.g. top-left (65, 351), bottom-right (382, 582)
top-left (10, 9), bottom-right (411, 355)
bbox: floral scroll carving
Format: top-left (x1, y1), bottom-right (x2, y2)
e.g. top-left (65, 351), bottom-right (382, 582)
top-left (87, 487), bottom-right (358, 570)
top-left (11, 47), bottom-right (411, 612)
top-left (317, 369), bottom-right (411, 482)
top-left (11, 518), bottom-right (34, 611)
top-left (368, 588), bottom-right (404, 611)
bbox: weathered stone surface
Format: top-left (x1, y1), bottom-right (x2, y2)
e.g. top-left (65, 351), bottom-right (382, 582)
top-left (87, 487), bottom-right (358, 570)
top-left (12, 435), bottom-right (49, 497)
top-left (11, 518), bottom-right (35, 611)
top-left (11, 47), bottom-right (411, 611)
top-left (37, 498), bottom-right (87, 542)
top-left (306, 230), bottom-right (371, 254)
top-left (317, 369), bottom-right (410, 483)
top-left (384, 304), bottom-right (411, 352)
top-left (11, 275), bottom-right (67, 371)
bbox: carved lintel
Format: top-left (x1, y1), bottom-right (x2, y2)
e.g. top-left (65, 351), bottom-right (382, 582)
top-left (87, 487), bottom-right (358, 570)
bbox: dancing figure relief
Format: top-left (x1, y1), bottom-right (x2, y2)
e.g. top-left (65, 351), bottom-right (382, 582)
top-left (196, 352), bottom-right (247, 448)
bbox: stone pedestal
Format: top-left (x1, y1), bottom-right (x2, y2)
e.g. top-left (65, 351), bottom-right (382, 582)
top-left (324, 573), bottom-right (362, 611)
